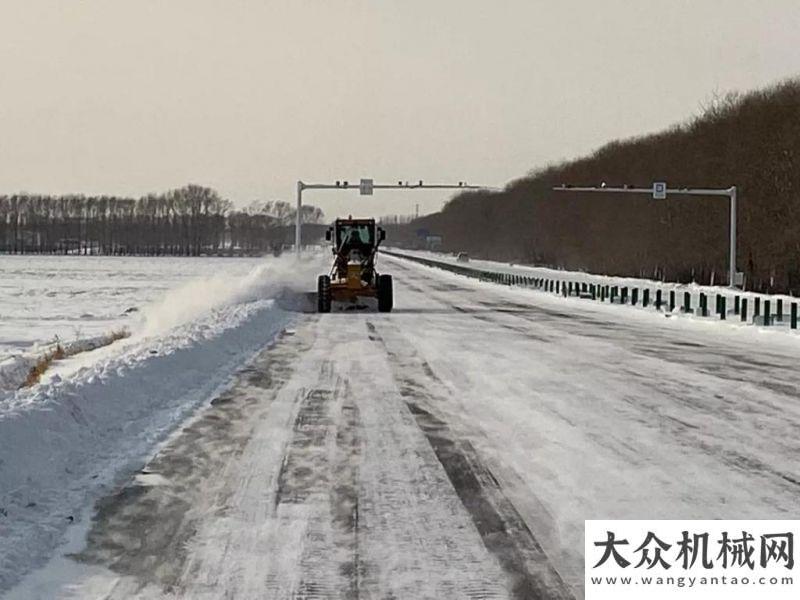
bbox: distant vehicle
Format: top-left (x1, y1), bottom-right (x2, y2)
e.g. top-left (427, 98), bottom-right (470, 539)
top-left (317, 218), bottom-right (393, 313)
top-left (456, 252), bottom-right (470, 263)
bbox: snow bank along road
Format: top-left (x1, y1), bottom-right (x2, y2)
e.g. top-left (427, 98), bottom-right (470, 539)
top-left (9, 253), bottom-right (800, 599)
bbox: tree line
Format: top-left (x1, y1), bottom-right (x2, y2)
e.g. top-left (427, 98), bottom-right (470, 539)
top-left (0, 185), bottom-right (324, 256)
top-left (392, 78), bottom-right (800, 294)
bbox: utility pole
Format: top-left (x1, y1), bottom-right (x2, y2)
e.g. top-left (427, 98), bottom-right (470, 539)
top-left (295, 180), bottom-right (303, 259)
top-left (294, 179), bottom-right (492, 255)
top-left (553, 182), bottom-right (740, 287)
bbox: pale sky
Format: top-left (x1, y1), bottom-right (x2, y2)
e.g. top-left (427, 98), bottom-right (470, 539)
top-left (0, 0), bottom-right (798, 218)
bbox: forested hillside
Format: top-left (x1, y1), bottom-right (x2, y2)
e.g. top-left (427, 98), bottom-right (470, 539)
top-left (392, 79), bottom-right (800, 293)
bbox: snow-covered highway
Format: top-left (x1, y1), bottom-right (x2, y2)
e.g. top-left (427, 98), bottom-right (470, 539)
top-left (7, 253), bottom-right (800, 600)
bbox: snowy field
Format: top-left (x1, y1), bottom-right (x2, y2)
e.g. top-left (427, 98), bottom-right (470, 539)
top-left (0, 256), bottom-right (269, 365)
top-left (0, 256), bottom-right (282, 391)
top-left (0, 252), bottom-right (328, 593)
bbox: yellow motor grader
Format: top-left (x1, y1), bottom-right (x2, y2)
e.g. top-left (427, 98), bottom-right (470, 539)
top-left (317, 218), bottom-right (393, 313)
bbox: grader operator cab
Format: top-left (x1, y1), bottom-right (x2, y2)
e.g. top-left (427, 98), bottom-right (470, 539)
top-left (317, 218), bottom-right (393, 313)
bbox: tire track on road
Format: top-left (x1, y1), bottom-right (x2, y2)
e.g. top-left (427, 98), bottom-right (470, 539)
top-left (272, 370), bottom-right (367, 600)
top-left (366, 320), bottom-right (574, 600)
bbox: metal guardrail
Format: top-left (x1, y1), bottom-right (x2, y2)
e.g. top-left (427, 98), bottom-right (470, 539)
top-left (382, 250), bottom-right (800, 330)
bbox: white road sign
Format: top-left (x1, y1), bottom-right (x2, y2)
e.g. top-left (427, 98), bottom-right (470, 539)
top-left (652, 181), bottom-right (667, 200)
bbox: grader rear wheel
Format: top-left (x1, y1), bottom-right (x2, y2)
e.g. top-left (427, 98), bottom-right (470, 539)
top-left (377, 274), bottom-right (393, 313)
top-left (317, 275), bottom-right (332, 313)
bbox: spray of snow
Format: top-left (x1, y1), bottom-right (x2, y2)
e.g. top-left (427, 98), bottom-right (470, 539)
top-left (137, 253), bottom-right (323, 337)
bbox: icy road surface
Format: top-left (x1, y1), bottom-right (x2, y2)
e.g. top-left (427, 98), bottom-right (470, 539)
top-left (9, 254), bottom-right (800, 600)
